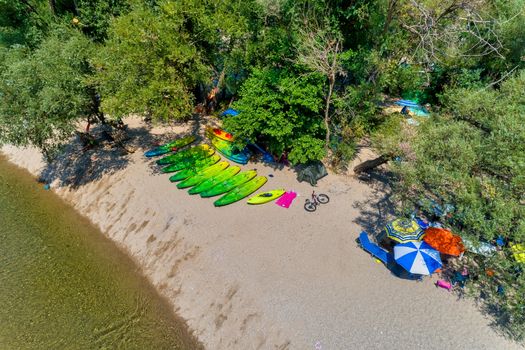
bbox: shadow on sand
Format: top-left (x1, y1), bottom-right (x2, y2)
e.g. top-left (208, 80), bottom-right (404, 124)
top-left (39, 124), bottom-right (159, 188)
top-left (353, 169), bottom-right (396, 239)
top-left (143, 115), bottom-right (208, 176)
top-left (352, 169), bottom-right (426, 281)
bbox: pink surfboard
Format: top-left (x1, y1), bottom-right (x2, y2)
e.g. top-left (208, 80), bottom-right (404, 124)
top-left (275, 191), bottom-right (297, 208)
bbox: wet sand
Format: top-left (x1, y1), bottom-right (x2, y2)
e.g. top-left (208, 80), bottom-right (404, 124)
top-left (2, 117), bottom-right (522, 349)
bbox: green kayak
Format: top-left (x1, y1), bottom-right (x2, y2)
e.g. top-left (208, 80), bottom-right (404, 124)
top-left (214, 176), bottom-right (268, 207)
top-left (156, 145), bottom-right (213, 165)
top-left (200, 170), bottom-right (257, 198)
top-left (164, 154), bottom-right (220, 175)
top-left (144, 135), bottom-right (196, 157)
top-left (188, 166), bottom-right (241, 195)
top-left (176, 162), bottom-right (229, 189)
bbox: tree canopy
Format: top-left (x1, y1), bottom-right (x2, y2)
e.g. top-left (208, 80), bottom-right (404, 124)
top-left (0, 27), bottom-right (94, 159)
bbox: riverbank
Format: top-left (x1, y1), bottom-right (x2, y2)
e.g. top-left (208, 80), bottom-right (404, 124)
top-left (2, 116), bottom-right (522, 349)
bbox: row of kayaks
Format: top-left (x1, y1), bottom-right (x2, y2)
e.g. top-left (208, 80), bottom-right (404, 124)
top-left (146, 127), bottom-right (274, 166)
top-left (144, 134), bottom-right (285, 206)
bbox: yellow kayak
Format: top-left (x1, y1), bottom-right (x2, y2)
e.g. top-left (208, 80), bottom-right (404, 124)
top-left (247, 189), bottom-right (286, 205)
top-left (177, 161), bottom-right (229, 189)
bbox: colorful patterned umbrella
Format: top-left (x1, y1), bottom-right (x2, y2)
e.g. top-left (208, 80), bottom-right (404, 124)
top-left (394, 241), bottom-right (442, 275)
top-left (423, 227), bottom-right (465, 256)
top-left (385, 218), bottom-right (424, 243)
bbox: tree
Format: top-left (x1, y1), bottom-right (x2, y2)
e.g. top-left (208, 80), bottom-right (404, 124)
top-left (394, 0), bottom-right (506, 64)
top-left (223, 68), bottom-right (326, 164)
top-left (0, 0), bottom-right (130, 47)
top-left (94, 1), bottom-right (215, 122)
top-left (296, 16), bottom-right (344, 155)
top-left (0, 27), bottom-right (95, 159)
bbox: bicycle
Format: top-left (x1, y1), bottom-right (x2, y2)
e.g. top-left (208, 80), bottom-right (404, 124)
top-left (304, 191), bottom-right (330, 212)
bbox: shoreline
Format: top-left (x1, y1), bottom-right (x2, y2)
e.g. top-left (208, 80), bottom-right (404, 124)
top-left (2, 116), bottom-right (522, 349)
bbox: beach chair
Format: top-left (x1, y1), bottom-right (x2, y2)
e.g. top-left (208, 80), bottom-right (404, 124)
top-left (358, 231), bottom-right (394, 265)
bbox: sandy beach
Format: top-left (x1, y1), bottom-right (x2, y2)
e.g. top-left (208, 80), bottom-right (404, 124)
top-left (2, 116), bottom-right (522, 350)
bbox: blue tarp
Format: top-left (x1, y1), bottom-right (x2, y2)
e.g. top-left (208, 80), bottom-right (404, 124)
top-left (220, 108), bottom-right (239, 117)
top-left (396, 99), bottom-right (420, 107)
top-left (397, 100), bottom-right (430, 117)
top-left (408, 106), bottom-right (430, 117)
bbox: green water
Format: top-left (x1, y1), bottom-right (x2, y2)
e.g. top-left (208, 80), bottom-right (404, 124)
top-left (0, 156), bottom-right (202, 350)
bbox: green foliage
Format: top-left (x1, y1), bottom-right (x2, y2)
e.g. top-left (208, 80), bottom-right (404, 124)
top-left (224, 68), bottom-right (325, 164)
top-left (0, 27), bottom-right (94, 158)
top-left (370, 114), bottom-right (407, 157)
top-left (0, 0), bottom-right (51, 47)
top-left (74, 0), bottom-right (130, 42)
top-left (196, 0), bottom-right (265, 96)
top-left (480, 0), bottom-right (525, 72)
top-left (330, 80), bottom-right (382, 168)
top-left (388, 71), bottom-right (525, 339)
top-left (329, 135), bottom-right (357, 171)
top-left (289, 135), bottom-right (326, 165)
top-left (383, 63), bottom-right (426, 97)
top-left (94, 1), bottom-right (212, 122)
top-left (0, 0), bottom-right (130, 46)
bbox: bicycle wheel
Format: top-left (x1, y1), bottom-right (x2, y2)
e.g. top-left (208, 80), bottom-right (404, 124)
top-left (304, 201), bottom-right (316, 212)
top-left (317, 194), bottom-right (330, 204)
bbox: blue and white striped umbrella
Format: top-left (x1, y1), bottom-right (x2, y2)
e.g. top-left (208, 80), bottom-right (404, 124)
top-left (394, 241), bottom-right (442, 275)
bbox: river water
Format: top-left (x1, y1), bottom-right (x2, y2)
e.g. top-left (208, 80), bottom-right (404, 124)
top-left (0, 156), bottom-right (201, 349)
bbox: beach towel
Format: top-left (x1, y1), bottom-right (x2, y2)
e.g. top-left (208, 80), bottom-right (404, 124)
top-left (275, 191), bottom-right (297, 208)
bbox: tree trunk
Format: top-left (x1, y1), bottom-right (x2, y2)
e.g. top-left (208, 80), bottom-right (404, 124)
top-left (382, 0), bottom-right (398, 36)
top-left (324, 75), bottom-right (335, 153)
top-left (72, 0), bottom-right (79, 15)
top-left (205, 68), bottom-right (225, 114)
top-left (324, 40), bottom-right (340, 155)
top-left (20, 0), bottom-right (37, 13)
top-left (88, 88), bottom-right (106, 125)
top-left (353, 154), bottom-right (390, 173)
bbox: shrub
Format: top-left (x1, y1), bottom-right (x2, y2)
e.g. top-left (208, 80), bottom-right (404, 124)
top-left (224, 68), bottom-right (326, 164)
